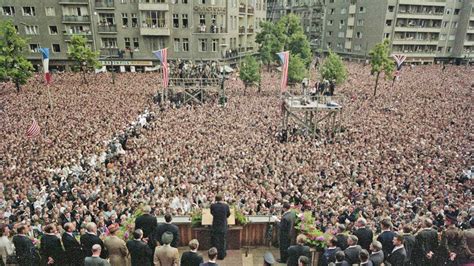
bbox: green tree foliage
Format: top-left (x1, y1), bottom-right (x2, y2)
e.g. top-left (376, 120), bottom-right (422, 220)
top-left (256, 21), bottom-right (284, 68)
top-left (288, 54), bottom-right (307, 84)
top-left (67, 35), bottom-right (100, 84)
top-left (369, 39), bottom-right (395, 96)
top-left (320, 50), bottom-right (347, 85)
top-left (0, 20), bottom-right (33, 92)
top-left (239, 55), bottom-right (261, 95)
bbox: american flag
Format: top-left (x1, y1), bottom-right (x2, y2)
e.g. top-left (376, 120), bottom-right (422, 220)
top-left (26, 118), bottom-right (41, 138)
top-left (277, 51), bottom-right (290, 93)
top-left (392, 54), bottom-right (407, 70)
top-left (153, 48), bottom-right (169, 88)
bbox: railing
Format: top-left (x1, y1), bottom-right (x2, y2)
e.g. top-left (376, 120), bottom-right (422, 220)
top-left (62, 15), bottom-right (91, 22)
top-left (247, 28), bottom-right (254, 33)
top-left (239, 27), bottom-right (245, 34)
top-left (64, 34), bottom-right (93, 41)
top-left (98, 25), bottom-right (117, 32)
top-left (247, 7), bottom-right (254, 13)
top-left (95, 1), bottom-right (115, 8)
top-left (239, 6), bottom-right (246, 13)
top-left (100, 48), bottom-right (120, 57)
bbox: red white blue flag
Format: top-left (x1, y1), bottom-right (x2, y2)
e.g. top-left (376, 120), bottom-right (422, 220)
top-left (153, 48), bottom-right (169, 88)
top-left (39, 48), bottom-right (52, 85)
top-left (26, 118), bottom-right (41, 138)
top-left (277, 51), bottom-right (289, 93)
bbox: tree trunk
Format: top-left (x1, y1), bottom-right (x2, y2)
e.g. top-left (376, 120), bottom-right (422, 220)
top-left (244, 83), bottom-right (247, 96)
top-left (258, 81), bottom-right (261, 94)
top-left (15, 79), bottom-right (20, 93)
top-left (373, 72), bottom-right (380, 96)
top-left (82, 66), bottom-right (88, 85)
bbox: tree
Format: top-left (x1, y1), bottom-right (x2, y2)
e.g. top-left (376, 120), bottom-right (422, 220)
top-left (320, 50), bottom-right (347, 85)
top-left (67, 35), bottom-right (100, 85)
top-left (256, 21), bottom-right (284, 69)
top-left (288, 54), bottom-right (307, 84)
top-left (0, 20), bottom-right (33, 92)
top-left (369, 39), bottom-right (395, 96)
top-left (239, 55), bottom-right (261, 95)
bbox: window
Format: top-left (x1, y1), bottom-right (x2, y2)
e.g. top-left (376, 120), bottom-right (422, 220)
top-left (174, 38), bottom-right (180, 52)
top-left (385, 20), bottom-right (392, 26)
top-left (440, 34), bottom-right (446, 40)
top-left (52, 44), bottom-right (61, 53)
top-left (133, 37), bottom-right (139, 49)
top-left (384, 33), bottom-right (390, 39)
top-left (341, 8), bottom-right (346, 14)
top-left (200, 14), bottom-right (205, 25)
top-left (182, 0), bottom-right (188, 3)
top-left (29, 44), bottom-right (39, 53)
top-left (446, 8), bottom-right (451, 15)
top-left (2, 6), bottom-right (15, 16)
top-left (359, 6), bottom-right (365, 13)
top-left (201, 0), bottom-right (205, 4)
top-left (22, 6), bottom-right (35, 16)
top-left (443, 21), bottom-right (448, 28)
top-left (173, 14), bottom-right (179, 28)
top-left (25, 25), bottom-right (39, 35)
top-left (329, 0), bottom-right (334, 3)
top-left (183, 38), bottom-right (189, 51)
top-left (452, 22), bottom-right (458, 28)
top-left (447, 46), bottom-right (452, 53)
top-left (211, 0), bottom-right (216, 5)
top-left (327, 31), bottom-right (332, 36)
top-left (356, 32), bottom-right (362, 38)
top-left (199, 39), bottom-right (207, 52)
top-left (120, 0), bottom-right (127, 3)
top-left (101, 38), bottom-right (117, 48)
top-left (448, 35), bottom-right (455, 40)
top-left (388, 6), bottom-right (394, 12)
top-left (49, 26), bottom-right (58, 35)
top-left (131, 13), bottom-right (138, 27)
top-left (357, 19), bottom-right (364, 26)
top-left (327, 20), bottom-right (333, 26)
top-left (45, 7), bottom-right (55, 16)
top-left (354, 44), bottom-right (361, 51)
top-left (182, 14), bottom-right (188, 28)
top-left (99, 13), bottom-right (115, 25)
top-left (454, 9), bottom-right (460, 15)
top-left (122, 13), bottom-right (128, 27)
top-left (212, 39), bottom-right (218, 52)
top-left (124, 37), bottom-right (130, 48)
top-left (340, 20), bottom-right (345, 26)
top-left (329, 8), bottom-right (334, 15)
top-left (338, 31), bottom-right (344, 38)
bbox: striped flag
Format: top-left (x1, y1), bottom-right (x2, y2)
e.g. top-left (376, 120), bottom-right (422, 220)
top-left (26, 118), bottom-right (41, 138)
top-left (153, 48), bottom-right (169, 88)
top-left (277, 51), bottom-right (290, 93)
top-left (392, 54), bottom-right (406, 70)
top-left (39, 48), bottom-right (52, 85)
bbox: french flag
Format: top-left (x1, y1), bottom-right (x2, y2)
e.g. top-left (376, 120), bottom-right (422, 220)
top-left (39, 48), bottom-right (52, 85)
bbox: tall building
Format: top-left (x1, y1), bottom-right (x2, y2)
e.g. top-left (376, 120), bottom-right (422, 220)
top-left (0, 0), bottom-right (266, 70)
top-left (323, 0), bottom-right (474, 63)
top-left (267, 0), bottom-right (325, 50)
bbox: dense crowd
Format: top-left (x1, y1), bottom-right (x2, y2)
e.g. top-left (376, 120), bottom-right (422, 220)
top-left (0, 62), bottom-right (472, 265)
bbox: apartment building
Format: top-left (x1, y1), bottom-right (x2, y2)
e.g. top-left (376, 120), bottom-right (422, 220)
top-left (266, 0), bottom-right (325, 50)
top-left (0, 0), bottom-right (266, 70)
top-left (323, 0), bottom-right (474, 63)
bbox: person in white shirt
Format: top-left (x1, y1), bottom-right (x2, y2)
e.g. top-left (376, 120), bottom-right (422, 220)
top-left (0, 224), bottom-right (14, 265)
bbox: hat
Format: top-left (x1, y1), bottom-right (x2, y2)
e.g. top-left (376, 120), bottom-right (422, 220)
top-left (108, 223), bottom-right (120, 233)
top-left (263, 252), bottom-right (276, 264)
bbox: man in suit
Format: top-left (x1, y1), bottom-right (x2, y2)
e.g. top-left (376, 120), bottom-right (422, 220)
top-left (62, 222), bottom-right (84, 266)
top-left (335, 224), bottom-right (348, 251)
top-left (277, 202), bottom-right (296, 263)
top-left (353, 218), bottom-right (373, 251)
top-left (377, 219), bottom-right (396, 260)
top-left (210, 195), bottom-right (230, 260)
top-left (465, 219), bottom-right (474, 261)
top-left (40, 223), bottom-right (64, 265)
top-left (321, 237), bottom-right (341, 266)
top-left (414, 218), bottom-right (438, 265)
top-left (84, 244), bottom-right (110, 266)
top-left (200, 247), bottom-right (218, 266)
top-left (81, 222), bottom-right (107, 259)
top-left (401, 224), bottom-right (416, 265)
top-left (344, 235), bottom-right (362, 265)
top-left (135, 205), bottom-right (158, 239)
top-left (441, 214), bottom-right (471, 265)
top-left (287, 234), bottom-right (311, 266)
top-left (154, 232), bottom-right (179, 266)
top-left (387, 234), bottom-right (407, 266)
top-left (153, 213), bottom-right (180, 248)
top-left (369, 241), bottom-right (384, 266)
top-left (359, 249), bottom-right (373, 266)
top-left (180, 239), bottom-right (204, 266)
top-left (127, 229), bottom-right (153, 266)
top-left (334, 251), bottom-right (350, 266)
top-left (12, 225), bottom-right (39, 265)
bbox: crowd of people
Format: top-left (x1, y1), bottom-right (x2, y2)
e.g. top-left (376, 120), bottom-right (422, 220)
top-left (0, 62), bottom-right (472, 265)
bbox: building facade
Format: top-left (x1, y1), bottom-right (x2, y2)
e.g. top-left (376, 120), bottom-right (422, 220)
top-left (0, 0), bottom-right (266, 70)
top-left (322, 0), bottom-right (474, 63)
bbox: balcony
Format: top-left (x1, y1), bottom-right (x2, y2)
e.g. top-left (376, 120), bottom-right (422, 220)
top-left (247, 27), bottom-right (254, 34)
top-left (139, 2), bottom-right (169, 11)
top-left (239, 5), bottom-right (246, 13)
top-left (239, 26), bottom-right (245, 34)
top-left (100, 48), bottom-right (120, 57)
top-left (62, 15), bottom-right (91, 23)
top-left (247, 6), bottom-right (254, 14)
top-left (59, 0), bottom-right (89, 4)
top-left (348, 5), bottom-right (356, 14)
top-left (397, 13), bottom-right (443, 20)
top-left (95, 1), bottom-right (115, 9)
top-left (394, 26), bottom-right (441, 33)
top-left (392, 38), bottom-right (439, 45)
top-left (64, 34), bottom-right (93, 42)
top-left (98, 25), bottom-right (117, 33)
top-left (194, 26), bottom-right (227, 34)
top-left (140, 26), bottom-right (170, 36)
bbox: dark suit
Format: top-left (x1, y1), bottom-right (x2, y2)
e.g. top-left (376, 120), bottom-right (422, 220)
top-left (81, 232), bottom-right (107, 259)
top-left (126, 239), bottom-right (153, 266)
top-left (12, 234), bottom-right (39, 266)
top-left (354, 227), bottom-right (373, 251)
top-left (287, 244), bottom-right (311, 266)
top-left (210, 201), bottom-right (230, 260)
top-left (40, 234), bottom-right (64, 265)
top-left (441, 226), bottom-right (471, 265)
top-left (153, 222), bottom-right (180, 248)
top-left (402, 233), bottom-right (416, 265)
top-left (62, 232), bottom-right (84, 266)
top-left (387, 246), bottom-right (407, 266)
top-left (321, 247), bottom-right (341, 266)
top-left (335, 233), bottom-right (348, 251)
top-left (377, 230), bottom-right (396, 259)
top-left (181, 250), bottom-right (204, 266)
top-left (414, 228), bottom-right (438, 265)
top-left (199, 262), bottom-right (218, 266)
top-left (279, 210), bottom-right (297, 262)
top-left (369, 251), bottom-right (384, 266)
top-left (135, 213), bottom-right (158, 238)
top-left (344, 245), bottom-right (362, 265)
